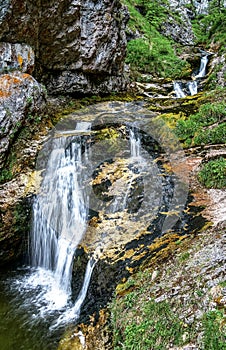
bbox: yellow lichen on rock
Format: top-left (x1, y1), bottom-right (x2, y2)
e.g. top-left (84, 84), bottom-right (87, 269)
top-left (17, 54), bottom-right (23, 67)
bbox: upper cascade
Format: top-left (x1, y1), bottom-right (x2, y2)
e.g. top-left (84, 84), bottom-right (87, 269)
top-left (174, 53), bottom-right (209, 98)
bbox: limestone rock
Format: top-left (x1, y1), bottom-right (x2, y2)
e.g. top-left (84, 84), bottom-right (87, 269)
top-left (0, 71), bottom-right (46, 168)
top-left (0, 0), bottom-right (129, 95)
top-left (0, 42), bottom-right (35, 74)
top-left (161, 2), bottom-right (195, 45)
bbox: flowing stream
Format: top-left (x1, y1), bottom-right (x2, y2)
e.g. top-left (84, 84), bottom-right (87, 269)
top-left (174, 53), bottom-right (209, 98)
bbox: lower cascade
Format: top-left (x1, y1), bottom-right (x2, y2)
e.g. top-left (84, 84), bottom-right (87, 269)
top-left (28, 120), bottom-right (99, 322)
top-left (0, 102), bottom-right (189, 349)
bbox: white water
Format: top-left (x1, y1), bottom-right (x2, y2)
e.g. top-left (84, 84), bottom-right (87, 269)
top-left (130, 128), bottom-right (141, 158)
top-left (194, 0), bottom-right (209, 14)
top-left (29, 122), bottom-right (91, 314)
top-left (173, 82), bottom-right (186, 98)
top-left (188, 80), bottom-right (198, 96)
top-left (174, 54), bottom-right (208, 98)
top-left (195, 55), bottom-right (208, 78)
top-left (51, 257), bottom-right (96, 328)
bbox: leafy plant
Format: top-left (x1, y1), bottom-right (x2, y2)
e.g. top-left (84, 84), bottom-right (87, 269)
top-left (175, 102), bottom-right (226, 147)
top-left (198, 157), bottom-right (226, 188)
top-left (122, 0), bottom-right (190, 79)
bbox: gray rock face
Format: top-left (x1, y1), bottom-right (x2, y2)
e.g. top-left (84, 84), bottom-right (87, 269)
top-left (0, 71), bottom-right (46, 168)
top-left (161, 1), bottom-right (195, 45)
top-left (0, 43), bottom-right (35, 74)
top-left (0, 0), bottom-right (129, 95)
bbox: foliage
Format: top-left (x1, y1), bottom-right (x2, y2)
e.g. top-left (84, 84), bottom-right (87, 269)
top-left (111, 296), bottom-right (184, 350)
top-left (198, 157), bottom-right (226, 188)
top-left (192, 0), bottom-right (226, 50)
top-left (193, 123), bottom-right (226, 146)
top-left (175, 102), bottom-right (226, 147)
top-left (122, 0), bottom-right (190, 79)
top-left (202, 310), bottom-right (226, 349)
top-left (110, 272), bottom-right (226, 350)
top-left (0, 153), bottom-right (17, 184)
top-left (126, 36), bottom-right (189, 78)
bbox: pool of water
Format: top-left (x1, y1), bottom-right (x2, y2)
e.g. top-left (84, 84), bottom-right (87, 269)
top-left (0, 267), bottom-right (73, 350)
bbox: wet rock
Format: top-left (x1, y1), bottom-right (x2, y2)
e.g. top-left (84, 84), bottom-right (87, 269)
top-left (0, 42), bottom-right (35, 74)
top-left (58, 309), bottom-right (111, 350)
top-left (0, 0), bottom-right (129, 95)
top-left (0, 71), bottom-right (46, 169)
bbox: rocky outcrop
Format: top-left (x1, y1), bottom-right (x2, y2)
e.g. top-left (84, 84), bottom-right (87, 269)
top-left (0, 0), bottom-right (129, 95)
top-left (161, 1), bottom-right (195, 45)
top-left (0, 71), bottom-right (46, 168)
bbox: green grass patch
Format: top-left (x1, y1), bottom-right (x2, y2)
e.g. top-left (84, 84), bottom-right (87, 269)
top-left (202, 310), bottom-right (226, 349)
top-left (198, 157), bottom-right (226, 189)
top-left (111, 297), bottom-right (185, 350)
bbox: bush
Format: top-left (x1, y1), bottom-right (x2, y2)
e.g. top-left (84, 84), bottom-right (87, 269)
top-left (175, 102), bottom-right (226, 147)
top-left (198, 157), bottom-right (226, 188)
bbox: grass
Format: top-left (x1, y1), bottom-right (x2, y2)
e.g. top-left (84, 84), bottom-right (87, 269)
top-left (202, 310), bottom-right (226, 349)
top-left (110, 263), bottom-right (226, 350)
top-left (111, 296), bottom-right (185, 350)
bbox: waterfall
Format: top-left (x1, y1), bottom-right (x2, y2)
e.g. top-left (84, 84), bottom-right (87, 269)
top-left (173, 54), bottom-right (208, 98)
top-left (30, 122), bottom-right (91, 310)
top-left (51, 257), bottom-right (96, 328)
top-left (194, 0), bottom-right (209, 14)
top-left (130, 128), bottom-right (141, 158)
top-left (173, 82), bottom-right (186, 98)
top-left (195, 55), bottom-right (208, 78)
top-left (188, 80), bottom-right (198, 96)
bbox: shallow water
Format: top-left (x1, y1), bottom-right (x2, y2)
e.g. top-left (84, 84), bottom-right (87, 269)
top-left (0, 267), bottom-right (71, 350)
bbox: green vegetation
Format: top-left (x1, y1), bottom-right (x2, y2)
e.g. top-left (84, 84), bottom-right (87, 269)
top-left (111, 295), bottom-right (185, 350)
top-left (202, 310), bottom-right (226, 349)
top-left (122, 0), bottom-right (190, 79)
top-left (192, 0), bottom-right (226, 51)
top-left (110, 267), bottom-right (226, 350)
top-left (0, 153), bottom-right (17, 184)
top-left (198, 157), bottom-right (226, 189)
top-left (175, 101), bottom-right (226, 147)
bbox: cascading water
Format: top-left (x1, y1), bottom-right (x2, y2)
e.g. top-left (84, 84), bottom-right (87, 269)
top-left (30, 123), bottom-right (91, 311)
top-left (0, 102), bottom-right (189, 349)
top-left (173, 82), bottom-right (186, 98)
top-left (188, 80), bottom-right (198, 96)
top-left (174, 54), bottom-right (209, 97)
top-left (195, 55), bottom-right (208, 78)
top-left (194, 0), bottom-right (209, 15)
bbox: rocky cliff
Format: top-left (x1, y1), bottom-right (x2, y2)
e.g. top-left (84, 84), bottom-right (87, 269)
top-left (0, 0), bottom-right (129, 95)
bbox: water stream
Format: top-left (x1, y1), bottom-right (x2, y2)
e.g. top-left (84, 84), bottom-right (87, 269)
top-left (174, 53), bottom-right (209, 98)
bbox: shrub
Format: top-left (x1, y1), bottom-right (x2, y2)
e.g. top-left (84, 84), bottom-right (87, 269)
top-left (198, 157), bottom-right (226, 188)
